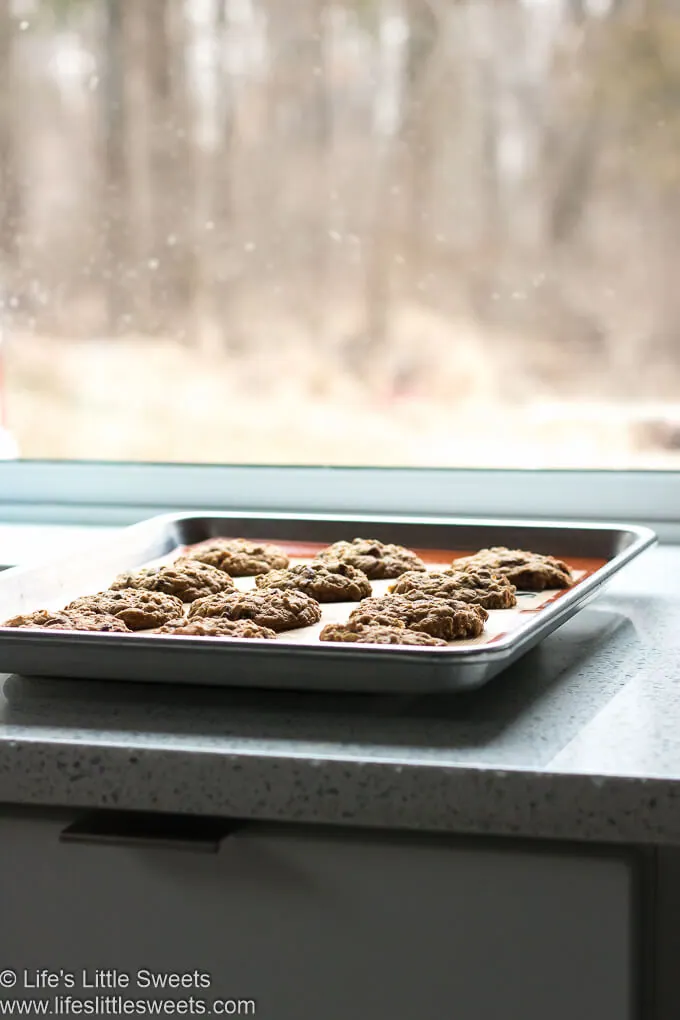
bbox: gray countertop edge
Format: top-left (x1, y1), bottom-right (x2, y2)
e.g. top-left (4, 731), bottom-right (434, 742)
top-left (1, 740), bottom-right (677, 846)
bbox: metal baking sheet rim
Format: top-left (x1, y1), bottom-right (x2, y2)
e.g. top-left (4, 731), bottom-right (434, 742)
top-left (0, 513), bottom-right (657, 693)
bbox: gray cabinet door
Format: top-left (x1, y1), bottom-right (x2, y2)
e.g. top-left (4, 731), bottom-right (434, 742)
top-left (0, 813), bottom-right (634, 1020)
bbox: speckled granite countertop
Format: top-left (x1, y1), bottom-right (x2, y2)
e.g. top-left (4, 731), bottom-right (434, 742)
top-left (0, 535), bottom-right (678, 845)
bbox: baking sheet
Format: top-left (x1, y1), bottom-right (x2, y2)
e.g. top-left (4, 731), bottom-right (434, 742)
top-left (0, 513), bottom-right (656, 693)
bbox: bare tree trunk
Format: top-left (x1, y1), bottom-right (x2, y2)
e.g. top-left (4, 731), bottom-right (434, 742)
top-left (548, 111), bottom-right (602, 245)
top-left (127, 0), bottom-right (192, 340)
top-left (358, 0), bottom-right (401, 365)
top-left (123, 0), bottom-right (155, 330)
top-left (546, 0), bottom-right (625, 245)
top-left (0, 0), bottom-right (21, 268)
top-left (166, 0), bottom-right (195, 341)
top-left (363, 157), bottom-right (393, 356)
top-left (101, 0), bottom-right (129, 332)
top-left (465, 0), bottom-right (508, 325)
top-left (308, 0), bottom-right (332, 344)
top-left (147, 0), bottom-right (177, 335)
top-left (400, 0), bottom-right (438, 293)
top-left (264, 0), bottom-right (332, 343)
top-left (192, 0), bottom-right (238, 353)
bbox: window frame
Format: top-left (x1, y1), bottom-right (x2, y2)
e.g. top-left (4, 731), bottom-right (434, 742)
top-left (0, 461), bottom-right (676, 541)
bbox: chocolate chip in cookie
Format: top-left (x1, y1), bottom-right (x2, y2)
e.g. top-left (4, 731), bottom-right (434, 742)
top-left (349, 594), bottom-right (486, 640)
top-left (315, 538), bottom-right (426, 579)
top-left (188, 589), bottom-right (322, 632)
top-left (184, 538), bottom-right (289, 576)
top-left (66, 589), bottom-right (184, 630)
top-left (255, 561), bottom-right (372, 602)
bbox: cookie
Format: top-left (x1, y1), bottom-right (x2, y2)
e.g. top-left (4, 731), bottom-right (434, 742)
top-left (110, 558), bottom-right (235, 602)
top-left (319, 621), bottom-right (446, 646)
top-left (348, 594), bottom-right (486, 640)
top-left (153, 618), bottom-right (276, 639)
top-left (389, 567), bottom-right (517, 609)
top-left (188, 589), bottom-right (322, 632)
top-left (452, 547), bottom-right (573, 591)
top-left (184, 538), bottom-right (289, 576)
top-left (66, 589), bottom-right (184, 630)
top-left (1, 609), bottom-right (130, 633)
top-left (255, 561), bottom-right (372, 602)
top-left (315, 538), bottom-right (426, 579)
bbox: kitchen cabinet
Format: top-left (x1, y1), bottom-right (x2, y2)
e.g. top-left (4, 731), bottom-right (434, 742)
top-left (0, 810), bottom-right (635, 1019)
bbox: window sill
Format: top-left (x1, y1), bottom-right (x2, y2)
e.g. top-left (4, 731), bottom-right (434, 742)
top-left (0, 463), bottom-right (677, 543)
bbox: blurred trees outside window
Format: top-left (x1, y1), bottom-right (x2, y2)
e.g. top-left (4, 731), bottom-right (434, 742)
top-left (0, 0), bottom-right (679, 465)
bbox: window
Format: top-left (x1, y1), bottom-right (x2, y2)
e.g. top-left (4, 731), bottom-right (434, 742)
top-left (0, 0), bottom-right (678, 474)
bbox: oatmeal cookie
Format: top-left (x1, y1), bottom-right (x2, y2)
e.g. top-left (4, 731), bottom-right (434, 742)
top-left (2, 609), bottom-right (130, 633)
top-left (66, 589), bottom-right (184, 630)
top-left (319, 621), bottom-right (447, 646)
top-left (452, 547), bottom-right (573, 591)
top-left (184, 538), bottom-right (289, 576)
top-left (153, 618), bottom-right (276, 639)
top-left (389, 567), bottom-right (517, 609)
top-left (110, 558), bottom-right (235, 602)
top-left (188, 589), bottom-right (322, 632)
top-left (315, 538), bottom-right (426, 579)
top-left (255, 561), bottom-right (372, 602)
top-left (348, 594), bottom-right (486, 641)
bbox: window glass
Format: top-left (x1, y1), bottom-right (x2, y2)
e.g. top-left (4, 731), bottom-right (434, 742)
top-left (0, 0), bottom-right (679, 468)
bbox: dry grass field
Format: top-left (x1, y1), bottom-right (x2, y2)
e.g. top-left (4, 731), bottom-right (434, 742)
top-left (5, 325), bottom-right (680, 468)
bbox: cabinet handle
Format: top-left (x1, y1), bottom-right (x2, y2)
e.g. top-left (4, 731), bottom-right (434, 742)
top-left (59, 812), bottom-right (241, 853)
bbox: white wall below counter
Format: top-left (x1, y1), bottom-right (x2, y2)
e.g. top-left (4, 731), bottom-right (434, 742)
top-left (0, 811), bottom-right (637, 1020)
